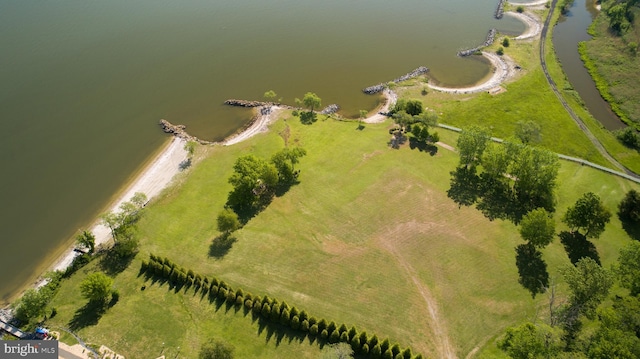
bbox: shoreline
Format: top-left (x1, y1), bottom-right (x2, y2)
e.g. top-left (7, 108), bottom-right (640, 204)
top-left (24, 137), bottom-right (189, 293)
top-left (5, 0), bottom-right (545, 310)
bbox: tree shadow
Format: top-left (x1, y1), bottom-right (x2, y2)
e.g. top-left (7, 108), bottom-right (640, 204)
top-left (99, 239), bottom-right (139, 276)
top-left (477, 174), bottom-right (515, 222)
top-left (208, 234), bottom-right (237, 259)
top-left (408, 138), bottom-right (438, 155)
top-left (179, 158), bottom-right (192, 171)
top-left (299, 112), bottom-right (316, 125)
top-left (447, 166), bottom-right (481, 208)
top-left (515, 243), bottom-right (549, 298)
top-left (620, 220), bottom-right (640, 241)
top-left (559, 231), bottom-right (600, 265)
top-left (68, 300), bottom-right (108, 331)
top-left (387, 132), bottom-right (407, 149)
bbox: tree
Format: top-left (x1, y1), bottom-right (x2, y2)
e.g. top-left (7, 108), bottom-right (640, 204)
top-left (76, 230), bottom-right (96, 254)
top-left (515, 120), bottom-right (541, 144)
top-left (80, 272), bottom-right (114, 303)
top-left (618, 189), bottom-right (640, 223)
top-left (615, 241), bottom-right (640, 296)
top-left (502, 37), bottom-right (510, 47)
top-left (184, 141), bottom-right (197, 159)
top-left (563, 192), bottom-right (611, 238)
top-left (199, 338), bottom-right (235, 359)
top-left (14, 288), bottom-right (49, 322)
top-left (227, 155), bottom-right (279, 211)
top-left (404, 99), bottom-right (423, 116)
top-left (561, 257), bottom-right (613, 318)
top-left (498, 322), bottom-right (562, 359)
top-left (496, 47), bottom-right (504, 56)
top-left (100, 192), bottom-right (147, 242)
top-left (519, 208), bottom-right (555, 248)
top-left (457, 125), bottom-right (491, 168)
top-left (270, 147), bottom-right (307, 185)
top-left (302, 92), bottom-right (322, 114)
top-left (217, 209), bottom-right (240, 235)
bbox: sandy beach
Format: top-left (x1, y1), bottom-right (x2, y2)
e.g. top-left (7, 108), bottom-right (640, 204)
top-left (40, 137), bottom-right (189, 280)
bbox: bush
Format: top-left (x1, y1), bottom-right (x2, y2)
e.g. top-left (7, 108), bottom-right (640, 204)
top-left (517, 5), bottom-right (525, 12)
top-left (327, 321), bottom-right (337, 334)
top-left (235, 295), bottom-right (244, 306)
top-left (369, 334), bottom-right (379, 348)
top-left (362, 343), bottom-right (370, 355)
top-left (391, 344), bottom-right (401, 356)
top-left (321, 329), bottom-right (329, 340)
top-left (350, 336), bottom-right (361, 351)
top-left (380, 339), bottom-right (390, 353)
top-left (218, 288), bottom-right (227, 300)
top-left (329, 330), bottom-right (340, 343)
top-left (371, 344), bottom-right (382, 358)
top-left (348, 326), bottom-right (357, 340)
top-left (261, 303), bottom-right (271, 317)
top-left (291, 315), bottom-right (300, 330)
top-left (301, 320), bottom-right (310, 332)
top-left (308, 316), bottom-right (317, 326)
top-left (310, 324), bottom-right (319, 336)
top-left (253, 300), bottom-right (262, 313)
top-left (615, 127), bottom-right (640, 149)
top-left (244, 299), bottom-right (253, 309)
top-left (299, 310), bottom-right (308, 321)
top-left (280, 308), bottom-right (290, 325)
top-left (318, 319), bottom-right (328, 331)
top-left (502, 38), bottom-right (510, 47)
top-left (497, 47), bottom-right (504, 56)
top-left (340, 331), bottom-right (349, 343)
top-left (359, 331), bottom-right (368, 345)
top-left (210, 285), bottom-right (219, 296)
top-left (226, 289), bottom-right (236, 303)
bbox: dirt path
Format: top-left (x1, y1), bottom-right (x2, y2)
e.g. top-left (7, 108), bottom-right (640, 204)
top-left (364, 89), bottom-right (397, 124)
top-left (379, 240), bottom-right (457, 359)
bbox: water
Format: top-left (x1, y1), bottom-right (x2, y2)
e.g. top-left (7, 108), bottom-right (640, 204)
top-left (553, 0), bottom-right (626, 130)
top-left (0, 0), bottom-right (524, 304)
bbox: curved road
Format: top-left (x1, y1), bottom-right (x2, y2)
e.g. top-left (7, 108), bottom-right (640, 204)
top-left (539, 0), bottom-right (639, 178)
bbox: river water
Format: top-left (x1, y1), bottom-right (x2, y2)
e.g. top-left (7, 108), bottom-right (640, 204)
top-left (0, 0), bottom-right (526, 304)
top-left (552, 0), bottom-right (625, 130)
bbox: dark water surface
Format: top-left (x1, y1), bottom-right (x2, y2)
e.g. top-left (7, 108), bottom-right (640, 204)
top-left (553, 0), bottom-right (625, 130)
top-left (0, 0), bottom-right (525, 303)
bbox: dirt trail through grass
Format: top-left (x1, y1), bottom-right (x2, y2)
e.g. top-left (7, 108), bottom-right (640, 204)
top-left (378, 238), bottom-right (457, 359)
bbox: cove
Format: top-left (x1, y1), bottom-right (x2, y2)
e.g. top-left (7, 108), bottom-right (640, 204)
top-left (0, 0), bottom-right (525, 304)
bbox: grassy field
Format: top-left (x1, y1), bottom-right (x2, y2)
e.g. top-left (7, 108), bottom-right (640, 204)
top-left (45, 114), bottom-right (639, 358)
top-left (41, 6), bottom-right (640, 358)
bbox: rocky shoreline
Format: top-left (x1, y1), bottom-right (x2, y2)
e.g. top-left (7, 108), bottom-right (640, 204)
top-left (457, 28), bottom-right (497, 57)
top-left (362, 66), bottom-right (430, 94)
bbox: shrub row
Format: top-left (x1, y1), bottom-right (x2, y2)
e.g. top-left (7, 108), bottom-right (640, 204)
top-left (141, 255), bottom-right (423, 359)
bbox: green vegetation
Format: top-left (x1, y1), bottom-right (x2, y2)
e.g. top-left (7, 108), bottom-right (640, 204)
top-left (75, 230), bottom-right (95, 254)
top-left (580, 0), bottom-right (640, 128)
top-left (40, 115), bottom-right (639, 358)
top-left (199, 338), bottom-right (235, 359)
top-left (25, 5), bottom-right (640, 356)
top-left (562, 192), bottom-right (612, 239)
top-left (80, 272), bottom-right (114, 304)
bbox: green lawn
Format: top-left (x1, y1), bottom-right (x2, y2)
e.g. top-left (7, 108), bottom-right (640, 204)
top-left (45, 114), bottom-right (639, 358)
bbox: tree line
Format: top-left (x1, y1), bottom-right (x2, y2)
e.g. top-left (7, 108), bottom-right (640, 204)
top-left (141, 255), bottom-right (424, 359)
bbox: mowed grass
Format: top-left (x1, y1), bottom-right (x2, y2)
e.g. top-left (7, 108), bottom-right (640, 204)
top-left (46, 115), bottom-right (639, 358)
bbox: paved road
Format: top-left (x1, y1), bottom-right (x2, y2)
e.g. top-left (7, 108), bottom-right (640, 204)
top-left (538, 0), bottom-right (639, 178)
